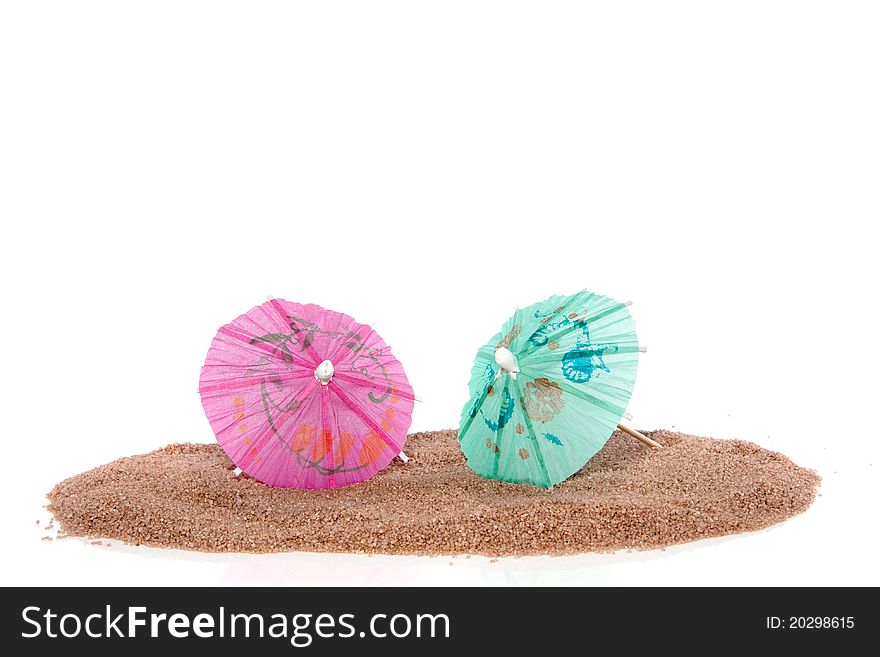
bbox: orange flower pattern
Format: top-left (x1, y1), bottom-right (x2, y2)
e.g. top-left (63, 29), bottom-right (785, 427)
top-left (291, 423), bottom-right (316, 453)
top-left (358, 431), bottom-right (386, 466)
top-left (310, 428), bottom-right (331, 461)
top-left (334, 431), bottom-right (356, 467)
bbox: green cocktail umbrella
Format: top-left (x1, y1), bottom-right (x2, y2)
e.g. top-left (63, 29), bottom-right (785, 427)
top-left (458, 290), bottom-right (660, 488)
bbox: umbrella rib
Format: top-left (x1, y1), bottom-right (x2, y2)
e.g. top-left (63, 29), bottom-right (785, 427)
top-left (476, 346), bottom-right (495, 360)
top-left (260, 381), bottom-right (326, 485)
top-left (319, 306), bottom-right (371, 365)
top-left (519, 291), bottom-right (592, 354)
top-left (322, 386), bottom-right (346, 485)
top-left (218, 325), bottom-right (316, 370)
top-left (327, 382), bottom-right (402, 452)
top-left (514, 364), bottom-right (638, 398)
top-left (492, 381), bottom-right (507, 479)
top-left (324, 320), bottom-right (372, 365)
top-left (320, 386), bottom-right (334, 488)
top-left (332, 371), bottom-right (417, 402)
top-left (520, 299), bottom-right (629, 359)
top-left (510, 377), bottom-right (552, 488)
top-left (458, 379), bottom-right (492, 442)
top-left (199, 369), bottom-right (314, 394)
top-left (520, 343), bottom-right (641, 368)
top-left (267, 298), bottom-right (326, 366)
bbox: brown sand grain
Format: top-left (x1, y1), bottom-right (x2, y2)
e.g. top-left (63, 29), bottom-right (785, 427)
top-left (47, 429), bottom-right (819, 556)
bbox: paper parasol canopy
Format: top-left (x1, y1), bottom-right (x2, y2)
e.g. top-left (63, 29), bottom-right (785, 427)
top-left (458, 290), bottom-right (641, 488)
top-left (199, 299), bottom-right (414, 489)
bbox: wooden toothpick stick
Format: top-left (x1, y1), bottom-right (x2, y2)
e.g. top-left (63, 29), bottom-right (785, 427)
top-left (617, 422), bottom-right (663, 449)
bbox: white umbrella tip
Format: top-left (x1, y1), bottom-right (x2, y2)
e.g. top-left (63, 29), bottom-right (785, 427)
top-left (314, 359), bottom-right (335, 385)
top-left (494, 347), bottom-right (520, 378)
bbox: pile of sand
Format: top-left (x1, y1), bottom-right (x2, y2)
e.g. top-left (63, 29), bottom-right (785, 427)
top-left (47, 429), bottom-right (819, 555)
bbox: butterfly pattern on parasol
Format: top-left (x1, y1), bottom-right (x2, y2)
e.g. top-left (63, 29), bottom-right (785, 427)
top-left (200, 300), bottom-right (413, 489)
top-left (560, 325), bottom-right (620, 385)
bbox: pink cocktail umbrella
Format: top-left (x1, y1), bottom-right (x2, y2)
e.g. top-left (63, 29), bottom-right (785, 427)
top-left (199, 299), bottom-right (414, 488)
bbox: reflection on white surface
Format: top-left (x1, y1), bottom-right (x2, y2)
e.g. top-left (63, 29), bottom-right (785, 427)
top-left (214, 547), bottom-right (687, 587)
top-left (20, 495), bottom-right (861, 588)
top-left (49, 534), bottom-right (741, 587)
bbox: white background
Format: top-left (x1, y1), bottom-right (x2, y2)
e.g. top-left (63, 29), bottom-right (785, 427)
top-left (1, 1), bottom-right (878, 586)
